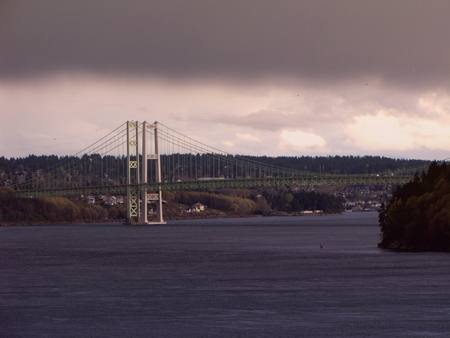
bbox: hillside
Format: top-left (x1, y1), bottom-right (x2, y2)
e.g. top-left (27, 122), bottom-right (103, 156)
top-left (378, 162), bottom-right (450, 251)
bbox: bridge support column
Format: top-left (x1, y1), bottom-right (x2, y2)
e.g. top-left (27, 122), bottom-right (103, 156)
top-left (154, 122), bottom-right (165, 223)
top-left (141, 122), bottom-right (149, 224)
top-left (139, 121), bottom-right (165, 224)
top-left (126, 121), bottom-right (140, 224)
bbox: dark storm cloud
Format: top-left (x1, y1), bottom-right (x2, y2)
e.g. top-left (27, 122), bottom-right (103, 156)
top-left (1, 0), bottom-right (450, 86)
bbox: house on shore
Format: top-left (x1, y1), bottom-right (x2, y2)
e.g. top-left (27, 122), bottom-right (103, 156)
top-left (184, 202), bottom-right (207, 213)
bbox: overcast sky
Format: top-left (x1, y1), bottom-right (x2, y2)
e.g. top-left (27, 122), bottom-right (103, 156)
top-left (1, 0), bottom-right (450, 160)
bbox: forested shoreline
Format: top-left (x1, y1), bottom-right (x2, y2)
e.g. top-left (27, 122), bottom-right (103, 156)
top-left (0, 185), bottom-right (344, 225)
top-left (0, 186), bottom-right (125, 225)
top-left (378, 162), bottom-right (450, 251)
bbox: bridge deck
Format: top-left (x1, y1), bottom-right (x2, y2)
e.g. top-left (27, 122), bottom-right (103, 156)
top-left (16, 175), bottom-right (411, 198)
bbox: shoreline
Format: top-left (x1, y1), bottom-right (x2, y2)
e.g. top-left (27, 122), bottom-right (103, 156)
top-left (0, 212), bottom-right (344, 227)
top-left (378, 239), bottom-right (450, 253)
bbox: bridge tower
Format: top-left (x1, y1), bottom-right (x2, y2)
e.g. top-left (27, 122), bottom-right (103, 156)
top-left (126, 120), bottom-right (165, 224)
top-left (140, 121), bottom-right (165, 224)
top-left (126, 121), bottom-right (140, 222)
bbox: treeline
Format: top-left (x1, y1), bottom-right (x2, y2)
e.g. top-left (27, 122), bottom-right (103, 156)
top-left (261, 188), bottom-right (345, 214)
top-left (239, 155), bottom-right (429, 174)
top-left (165, 187), bottom-right (344, 216)
top-left (0, 187), bottom-right (126, 223)
top-left (166, 190), bottom-right (260, 215)
top-left (378, 162), bottom-right (450, 251)
top-left (0, 154), bottom-right (128, 187)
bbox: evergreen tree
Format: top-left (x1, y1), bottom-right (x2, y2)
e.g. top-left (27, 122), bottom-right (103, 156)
top-left (379, 161), bottom-right (450, 251)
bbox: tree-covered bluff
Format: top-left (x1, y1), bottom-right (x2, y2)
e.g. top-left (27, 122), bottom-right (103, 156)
top-left (378, 162), bottom-right (450, 251)
top-left (0, 186), bottom-right (344, 225)
top-left (0, 186), bottom-right (125, 224)
top-left (167, 187), bottom-right (345, 216)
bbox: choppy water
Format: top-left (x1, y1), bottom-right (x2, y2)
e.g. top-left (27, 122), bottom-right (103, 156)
top-left (1, 212), bottom-right (450, 337)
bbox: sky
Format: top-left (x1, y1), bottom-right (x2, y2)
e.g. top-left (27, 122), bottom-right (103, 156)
top-left (1, 0), bottom-right (450, 160)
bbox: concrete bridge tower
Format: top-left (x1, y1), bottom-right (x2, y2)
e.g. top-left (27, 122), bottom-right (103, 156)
top-left (126, 120), bottom-right (165, 224)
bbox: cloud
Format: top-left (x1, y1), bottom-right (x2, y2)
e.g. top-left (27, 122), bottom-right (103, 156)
top-left (1, 1), bottom-right (450, 91)
top-left (346, 112), bottom-right (413, 150)
top-left (222, 141), bottom-right (235, 148)
top-left (345, 111), bottom-right (450, 152)
top-left (279, 130), bottom-right (326, 150)
top-left (418, 90), bottom-right (450, 119)
top-left (412, 120), bottom-right (450, 150)
top-left (236, 133), bottom-right (262, 142)
top-left (1, 73), bottom-right (450, 160)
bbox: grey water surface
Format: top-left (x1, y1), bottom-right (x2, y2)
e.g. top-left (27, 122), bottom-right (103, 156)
top-left (1, 212), bottom-right (450, 337)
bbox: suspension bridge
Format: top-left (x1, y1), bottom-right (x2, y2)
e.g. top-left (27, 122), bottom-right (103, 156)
top-left (12, 121), bottom-right (423, 224)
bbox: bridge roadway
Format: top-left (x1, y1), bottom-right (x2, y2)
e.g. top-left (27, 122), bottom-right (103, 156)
top-left (16, 174), bottom-right (412, 198)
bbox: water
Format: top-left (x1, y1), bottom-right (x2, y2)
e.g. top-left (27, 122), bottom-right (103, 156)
top-left (1, 212), bottom-right (450, 337)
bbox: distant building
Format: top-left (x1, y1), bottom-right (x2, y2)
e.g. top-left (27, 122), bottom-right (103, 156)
top-left (184, 202), bottom-right (207, 213)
